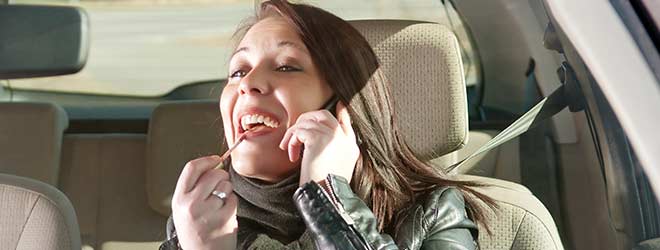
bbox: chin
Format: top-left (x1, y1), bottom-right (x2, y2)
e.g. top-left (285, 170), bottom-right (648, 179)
top-left (231, 153), bottom-right (298, 183)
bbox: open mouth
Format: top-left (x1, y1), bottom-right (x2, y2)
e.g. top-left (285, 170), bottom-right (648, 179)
top-left (238, 113), bottom-right (281, 136)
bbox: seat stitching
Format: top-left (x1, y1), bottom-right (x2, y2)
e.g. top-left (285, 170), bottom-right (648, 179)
top-left (15, 195), bottom-right (40, 249)
top-left (3, 183), bottom-right (75, 249)
top-left (489, 197), bottom-right (543, 215)
top-left (509, 212), bottom-right (527, 250)
top-left (522, 209), bottom-right (563, 249)
top-left (498, 201), bottom-right (564, 249)
top-left (47, 196), bottom-right (75, 250)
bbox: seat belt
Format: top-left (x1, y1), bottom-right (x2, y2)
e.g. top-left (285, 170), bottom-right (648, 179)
top-left (448, 62), bottom-right (584, 174)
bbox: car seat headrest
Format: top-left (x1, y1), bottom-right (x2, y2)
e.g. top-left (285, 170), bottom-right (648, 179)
top-left (0, 102), bottom-right (69, 185)
top-left (146, 101), bottom-right (224, 216)
top-left (350, 20), bottom-right (468, 160)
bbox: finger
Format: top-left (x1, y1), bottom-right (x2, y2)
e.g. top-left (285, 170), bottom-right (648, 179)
top-left (214, 193), bottom-right (239, 235)
top-left (287, 127), bottom-right (303, 162)
top-left (205, 193), bottom-right (238, 227)
top-left (294, 119), bottom-right (334, 134)
top-left (279, 125), bottom-right (295, 150)
top-left (196, 193), bottom-right (238, 239)
top-left (282, 119), bottom-right (333, 158)
top-left (207, 180), bottom-right (233, 209)
top-left (221, 193), bottom-right (238, 214)
top-left (282, 109), bottom-right (337, 150)
top-left (175, 155), bottom-right (222, 194)
top-left (286, 122), bottom-right (332, 162)
top-left (336, 101), bottom-right (355, 138)
top-left (190, 168), bottom-right (229, 199)
top-left (288, 127), bottom-right (323, 157)
top-left (282, 114), bottom-right (335, 149)
top-left (295, 110), bottom-right (338, 129)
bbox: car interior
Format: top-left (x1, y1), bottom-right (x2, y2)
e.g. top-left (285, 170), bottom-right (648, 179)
top-left (1, 0), bottom-right (659, 250)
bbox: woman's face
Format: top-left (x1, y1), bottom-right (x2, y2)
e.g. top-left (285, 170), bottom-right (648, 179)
top-left (221, 16), bottom-right (333, 182)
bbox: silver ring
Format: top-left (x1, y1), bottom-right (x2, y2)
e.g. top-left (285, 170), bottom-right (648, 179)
top-left (211, 190), bottom-right (227, 205)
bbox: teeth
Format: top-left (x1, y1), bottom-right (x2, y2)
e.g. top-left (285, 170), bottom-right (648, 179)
top-left (241, 117), bottom-right (248, 131)
top-left (240, 114), bottom-right (279, 131)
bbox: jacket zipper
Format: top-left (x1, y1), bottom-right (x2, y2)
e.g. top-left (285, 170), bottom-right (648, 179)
top-left (321, 175), bottom-right (355, 225)
top-left (323, 175), bottom-right (373, 250)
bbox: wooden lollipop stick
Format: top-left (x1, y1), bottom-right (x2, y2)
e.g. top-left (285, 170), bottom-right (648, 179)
top-left (214, 133), bottom-right (247, 170)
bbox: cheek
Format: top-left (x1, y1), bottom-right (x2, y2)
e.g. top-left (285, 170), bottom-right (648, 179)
top-left (220, 85), bottom-right (238, 140)
top-left (275, 83), bottom-right (330, 126)
top-left (274, 87), bottom-right (305, 125)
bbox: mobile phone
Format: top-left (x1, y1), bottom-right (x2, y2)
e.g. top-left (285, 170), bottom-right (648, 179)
top-left (321, 95), bottom-right (340, 117)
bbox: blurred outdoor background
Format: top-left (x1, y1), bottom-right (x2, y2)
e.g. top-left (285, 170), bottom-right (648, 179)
top-left (7, 0), bottom-right (461, 97)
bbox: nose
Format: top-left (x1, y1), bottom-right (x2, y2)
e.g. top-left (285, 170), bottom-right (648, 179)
top-left (238, 68), bottom-right (270, 95)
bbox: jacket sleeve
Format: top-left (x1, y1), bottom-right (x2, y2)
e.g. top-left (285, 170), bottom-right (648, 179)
top-left (418, 188), bottom-right (478, 250)
top-left (159, 216), bottom-right (181, 250)
top-left (293, 174), bottom-right (398, 250)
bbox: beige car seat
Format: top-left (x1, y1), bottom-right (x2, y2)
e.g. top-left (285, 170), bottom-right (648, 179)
top-left (144, 20), bottom-right (564, 249)
top-left (352, 20), bottom-right (563, 250)
top-left (0, 102), bottom-right (68, 185)
top-left (0, 173), bottom-right (81, 250)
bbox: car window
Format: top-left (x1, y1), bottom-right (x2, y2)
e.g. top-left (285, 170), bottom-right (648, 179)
top-left (6, 0), bottom-right (471, 97)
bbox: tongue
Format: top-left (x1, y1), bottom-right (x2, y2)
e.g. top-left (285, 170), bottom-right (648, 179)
top-left (247, 124), bottom-right (268, 133)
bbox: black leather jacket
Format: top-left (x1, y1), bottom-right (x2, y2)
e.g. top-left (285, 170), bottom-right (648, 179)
top-left (160, 175), bottom-right (478, 250)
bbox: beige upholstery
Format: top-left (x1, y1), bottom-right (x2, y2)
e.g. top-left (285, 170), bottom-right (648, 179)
top-left (0, 173), bottom-right (81, 250)
top-left (146, 101), bottom-right (224, 216)
top-left (351, 20), bottom-right (469, 160)
top-left (59, 134), bottom-right (167, 249)
top-left (101, 241), bottom-right (162, 250)
top-left (351, 20), bottom-right (562, 249)
top-left (458, 175), bottom-right (564, 250)
top-left (0, 102), bottom-right (68, 185)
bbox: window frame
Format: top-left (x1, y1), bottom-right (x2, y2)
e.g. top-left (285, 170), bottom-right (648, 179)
top-left (441, 0), bottom-right (486, 122)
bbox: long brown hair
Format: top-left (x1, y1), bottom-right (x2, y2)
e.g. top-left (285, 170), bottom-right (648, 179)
top-left (234, 0), bottom-right (496, 234)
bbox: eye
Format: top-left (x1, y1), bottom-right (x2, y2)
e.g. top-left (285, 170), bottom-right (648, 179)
top-left (276, 65), bottom-right (301, 72)
top-left (230, 70), bottom-right (247, 79)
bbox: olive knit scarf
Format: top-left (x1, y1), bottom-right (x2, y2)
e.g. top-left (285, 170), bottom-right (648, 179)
top-left (229, 166), bottom-right (309, 248)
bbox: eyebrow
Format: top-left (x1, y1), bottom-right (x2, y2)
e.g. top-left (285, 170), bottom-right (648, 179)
top-left (277, 41), bottom-right (307, 54)
top-left (232, 46), bottom-right (249, 58)
top-left (231, 40), bottom-right (307, 58)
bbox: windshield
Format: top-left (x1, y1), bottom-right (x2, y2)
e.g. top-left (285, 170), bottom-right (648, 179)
top-left (8, 0), bottom-right (449, 97)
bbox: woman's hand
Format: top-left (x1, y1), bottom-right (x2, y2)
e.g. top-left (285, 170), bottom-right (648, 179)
top-left (171, 155), bottom-right (238, 250)
top-left (279, 101), bottom-right (360, 186)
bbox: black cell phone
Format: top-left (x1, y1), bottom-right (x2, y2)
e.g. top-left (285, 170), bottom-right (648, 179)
top-left (321, 95), bottom-right (340, 117)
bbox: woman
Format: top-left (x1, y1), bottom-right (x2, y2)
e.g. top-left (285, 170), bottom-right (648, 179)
top-left (161, 1), bottom-right (494, 249)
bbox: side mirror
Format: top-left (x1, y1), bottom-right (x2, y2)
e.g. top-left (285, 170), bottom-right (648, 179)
top-left (0, 5), bottom-right (89, 79)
